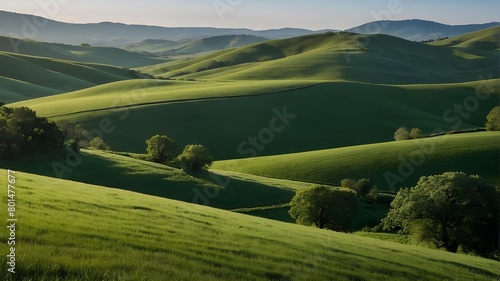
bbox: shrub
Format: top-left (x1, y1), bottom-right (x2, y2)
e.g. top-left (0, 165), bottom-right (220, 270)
top-left (89, 137), bottom-right (110, 151)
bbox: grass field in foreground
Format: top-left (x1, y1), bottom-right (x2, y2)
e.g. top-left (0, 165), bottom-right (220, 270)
top-left (1, 169), bottom-right (499, 280)
top-left (213, 132), bottom-right (500, 190)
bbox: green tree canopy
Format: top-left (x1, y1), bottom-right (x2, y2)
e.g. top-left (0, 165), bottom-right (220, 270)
top-left (177, 144), bottom-right (213, 172)
top-left (383, 172), bottom-right (499, 257)
top-left (394, 127), bottom-right (410, 141)
top-left (145, 135), bottom-right (177, 163)
top-left (341, 178), bottom-right (374, 197)
top-left (486, 106), bottom-right (500, 131)
top-left (0, 106), bottom-right (63, 159)
top-left (289, 186), bottom-right (358, 232)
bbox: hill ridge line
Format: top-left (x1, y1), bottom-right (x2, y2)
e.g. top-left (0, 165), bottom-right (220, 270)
top-left (44, 82), bottom-right (327, 118)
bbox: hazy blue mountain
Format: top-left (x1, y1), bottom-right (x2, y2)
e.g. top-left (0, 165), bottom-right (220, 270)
top-left (124, 35), bottom-right (269, 56)
top-left (0, 35), bottom-right (165, 67)
top-left (347, 19), bottom-right (500, 41)
top-left (0, 11), bottom-right (328, 47)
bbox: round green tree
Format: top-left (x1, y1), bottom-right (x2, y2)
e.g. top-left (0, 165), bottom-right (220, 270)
top-left (145, 135), bottom-right (177, 163)
top-left (383, 172), bottom-right (499, 257)
top-left (289, 186), bottom-right (358, 232)
top-left (177, 144), bottom-right (213, 172)
top-left (486, 106), bottom-right (500, 131)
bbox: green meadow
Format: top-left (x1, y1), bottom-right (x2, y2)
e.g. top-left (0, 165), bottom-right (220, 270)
top-left (213, 132), bottom-right (500, 190)
top-left (1, 169), bottom-right (499, 281)
top-left (0, 52), bottom-right (143, 103)
top-left (12, 79), bottom-right (499, 161)
top-left (1, 23), bottom-right (500, 280)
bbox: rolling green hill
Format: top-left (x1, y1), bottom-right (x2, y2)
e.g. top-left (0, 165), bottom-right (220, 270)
top-left (124, 35), bottom-right (269, 56)
top-left (138, 29), bottom-right (499, 84)
top-left (1, 149), bottom-right (313, 210)
top-left (0, 52), bottom-right (146, 103)
top-left (1, 169), bottom-right (499, 280)
top-left (1, 149), bottom-right (385, 228)
top-left (11, 79), bottom-right (499, 160)
top-left (213, 132), bottom-right (500, 191)
top-left (430, 26), bottom-right (500, 50)
top-left (0, 35), bottom-right (166, 67)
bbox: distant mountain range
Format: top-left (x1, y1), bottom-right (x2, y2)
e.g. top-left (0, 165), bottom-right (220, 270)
top-left (0, 11), bottom-right (329, 47)
top-left (347, 19), bottom-right (499, 41)
top-left (0, 10), bottom-right (498, 48)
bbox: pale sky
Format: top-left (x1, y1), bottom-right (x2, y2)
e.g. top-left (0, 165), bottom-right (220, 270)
top-left (0, 0), bottom-right (499, 30)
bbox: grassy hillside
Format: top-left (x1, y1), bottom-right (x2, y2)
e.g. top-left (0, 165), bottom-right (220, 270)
top-left (139, 30), bottom-right (499, 84)
top-left (0, 52), bottom-right (145, 103)
top-left (2, 149), bottom-right (387, 229)
top-left (431, 26), bottom-right (500, 50)
top-left (1, 149), bottom-right (313, 210)
top-left (11, 79), bottom-right (498, 160)
top-left (0, 36), bottom-right (165, 67)
top-left (124, 35), bottom-right (269, 56)
top-left (9, 79), bottom-right (314, 117)
top-left (1, 169), bottom-right (499, 280)
top-left (213, 132), bottom-right (500, 190)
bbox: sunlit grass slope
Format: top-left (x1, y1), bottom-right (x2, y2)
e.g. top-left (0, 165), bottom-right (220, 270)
top-left (1, 169), bottom-right (498, 280)
top-left (139, 30), bottom-right (499, 84)
top-left (9, 79), bottom-right (314, 117)
top-left (0, 35), bottom-right (165, 67)
top-left (0, 52), bottom-right (143, 103)
top-left (213, 132), bottom-right (500, 190)
top-left (12, 79), bottom-right (498, 160)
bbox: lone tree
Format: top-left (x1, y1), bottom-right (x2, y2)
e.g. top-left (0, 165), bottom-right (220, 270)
top-left (289, 186), bottom-right (358, 232)
top-left (176, 144), bottom-right (213, 173)
top-left (394, 127), bottom-right (410, 141)
top-left (145, 135), bottom-right (177, 163)
top-left (383, 172), bottom-right (499, 257)
top-left (409, 128), bottom-right (422, 139)
top-left (486, 106), bottom-right (500, 131)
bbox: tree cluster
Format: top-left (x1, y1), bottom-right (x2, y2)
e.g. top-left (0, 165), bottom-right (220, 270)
top-left (57, 120), bottom-right (110, 152)
top-left (394, 127), bottom-right (422, 141)
top-left (341, 178), bottom-right (374, 197)
top-left (383, 172), bottom-right (499, 258)
top-left (145, 135), bottom-right (212, 173)
top-left (0, 105), bottom-right (64, 159)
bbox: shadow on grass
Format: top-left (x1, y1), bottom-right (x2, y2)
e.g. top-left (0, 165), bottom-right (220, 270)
top-left (2, 151), bottom-right (294, 210)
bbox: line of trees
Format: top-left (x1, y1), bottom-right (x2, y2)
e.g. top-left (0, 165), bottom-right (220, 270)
top-left (145, 135), bottom-right (213, 173)
top-left (288, 172), bottom-right (499, 259)
top-left (394, 105), bottom-right (500, 140)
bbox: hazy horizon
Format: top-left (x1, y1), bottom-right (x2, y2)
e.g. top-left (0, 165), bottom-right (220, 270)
top-left (1, 0), bottom-right (499, 30)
